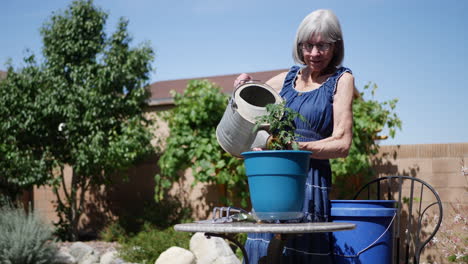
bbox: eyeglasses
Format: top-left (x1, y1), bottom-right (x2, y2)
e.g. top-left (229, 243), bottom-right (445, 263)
top-left (300, 42), bottom-right (332, 52)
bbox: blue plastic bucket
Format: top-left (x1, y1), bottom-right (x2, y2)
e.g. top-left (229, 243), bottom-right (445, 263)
top-left (331, 200), bottom-right (396, 264)
top-left (242, 150), bottom-right (311, 221)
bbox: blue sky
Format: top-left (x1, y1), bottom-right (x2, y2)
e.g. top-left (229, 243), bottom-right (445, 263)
top-left (1, 0), bottom-right (467, 146)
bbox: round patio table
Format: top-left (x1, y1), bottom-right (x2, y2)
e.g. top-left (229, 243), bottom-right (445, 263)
top-left (174, 221), bottom-right (356, 264)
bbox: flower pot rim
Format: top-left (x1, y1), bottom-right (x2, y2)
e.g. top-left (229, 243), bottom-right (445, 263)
top-left (241, 150), bottom-right (312, 156)
top-left (331, 200), bottom-right (397, 203)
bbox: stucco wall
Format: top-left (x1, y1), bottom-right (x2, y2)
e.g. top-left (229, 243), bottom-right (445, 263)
top-left (375, 143), bottom-right (468, 205)
top-left (373, 143), bottom-right (468, 263)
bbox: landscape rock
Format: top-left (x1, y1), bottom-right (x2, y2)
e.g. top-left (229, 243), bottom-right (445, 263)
top-left (100, 250), bottom-right (125, 264)
top-left (155, 246), bottom-right (195, 264)
top-left (69, 242), bottom-right (94, 261)
top-left (80, 253), bottom-right (100, 264)
top-left (54, 248), bottom-right (77, 264)
top-left (69, 242), bottom-right (100, 264)
top-left (190, 232), bottom-right (241, 264)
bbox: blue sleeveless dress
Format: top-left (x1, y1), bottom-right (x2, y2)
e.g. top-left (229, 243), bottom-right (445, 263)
top-left (244, 65), bottom-right (352, 264)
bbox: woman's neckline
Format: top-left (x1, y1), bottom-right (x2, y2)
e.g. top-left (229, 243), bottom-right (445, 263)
top-left (292, 67), bottom-right (336, 94)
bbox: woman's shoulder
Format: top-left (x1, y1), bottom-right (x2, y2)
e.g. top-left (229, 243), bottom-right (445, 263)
top-left (334, 68), bottom-right (356, 97)
top-left (265, 66), bottom-right (302, 93)
top-left (337, 72), bottom-right (354, 89)
top-left (337, 67), bottom-right (354, 83)
top-left (265, 71), bottom-right (289, 93)
top-left (332, 67), bottom-right (354, 85)
top-left (336, 66), bottom-right (352, 75)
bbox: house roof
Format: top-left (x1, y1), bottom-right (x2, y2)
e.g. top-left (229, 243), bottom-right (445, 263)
top-left (0, 68), bottom-right (359, 105)
top-left (146, 69), bottom-right (288, 106)
top-left (146, 68), bottom-right (360, 106)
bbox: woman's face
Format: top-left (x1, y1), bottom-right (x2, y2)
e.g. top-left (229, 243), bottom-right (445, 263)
top-left (301, 34), bottom-right (335, 74)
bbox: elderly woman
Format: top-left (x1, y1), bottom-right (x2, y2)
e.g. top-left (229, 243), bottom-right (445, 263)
top-left (235, 9), bottom-right (355, 263)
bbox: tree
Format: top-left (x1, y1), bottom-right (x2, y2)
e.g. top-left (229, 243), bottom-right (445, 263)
top-left (155, 80), bottom-right (247, 207)
top-left (0, 0), bottom-right (155, 240)
top-left (331, 82), bottom-right (402, 198)
top-left (0, 56), bottom-right (54, 205)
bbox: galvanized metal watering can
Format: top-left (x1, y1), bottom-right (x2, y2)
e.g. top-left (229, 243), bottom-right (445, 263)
top-left (216, 81), bottom-right (283, 157)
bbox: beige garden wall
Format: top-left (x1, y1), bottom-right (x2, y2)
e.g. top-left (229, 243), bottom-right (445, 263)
top-left (375, 143), bottom-right (468, 206)
top-left (166, 143), bottom-right (468, 220)
top-left (374, 143), bottom-right (467, 263)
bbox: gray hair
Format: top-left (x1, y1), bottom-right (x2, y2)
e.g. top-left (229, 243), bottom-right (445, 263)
top-left (292, 9), bottom-right (344, 68)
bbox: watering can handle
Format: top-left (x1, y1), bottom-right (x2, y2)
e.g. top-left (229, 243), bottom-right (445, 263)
top-left (230, 80), bottom-right (262, 110)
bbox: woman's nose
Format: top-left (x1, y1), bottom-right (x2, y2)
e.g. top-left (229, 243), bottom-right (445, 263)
top-left (311, 46), bottom-right (322, 56)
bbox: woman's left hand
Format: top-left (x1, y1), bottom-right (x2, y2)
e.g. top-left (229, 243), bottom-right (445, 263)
top-left (234, 73), bottom-right (252, 88)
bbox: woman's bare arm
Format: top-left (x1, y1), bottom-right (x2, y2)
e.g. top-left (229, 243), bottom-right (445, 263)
top-left (298, 72), bottom-right (355, 159)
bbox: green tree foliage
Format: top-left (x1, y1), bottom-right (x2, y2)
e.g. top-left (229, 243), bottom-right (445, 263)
top-left (0, 0), bottom-right (155, 240)
top-left (155, 80), bottom-right (247, 206)
top-left (0, 56), bottom-right (55, 204)
top-left (331, 82), bottom-right (401, 198)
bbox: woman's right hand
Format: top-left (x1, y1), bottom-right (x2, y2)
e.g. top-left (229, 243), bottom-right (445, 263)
top-left (234, 73), bottom-right (252, 88)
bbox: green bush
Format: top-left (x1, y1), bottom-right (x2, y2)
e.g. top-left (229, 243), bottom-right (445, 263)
top-left (118, 224), bottom-right (191, 264)
top-left (155, 80), bottom-right (247, 207)
top-left (233, 233), bottom-right (247, 260)
top-left (0, 194), bottom-right (8, 207)
top-left (99, 198), bottom-right (193, 243)
top-left (0, 205), bottom-right (58, 264)
top-left (99, 221), bottom-right (128, 243)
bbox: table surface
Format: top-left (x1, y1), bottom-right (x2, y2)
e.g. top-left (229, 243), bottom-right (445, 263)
top-left (174, 221), bottom-right (355, 234)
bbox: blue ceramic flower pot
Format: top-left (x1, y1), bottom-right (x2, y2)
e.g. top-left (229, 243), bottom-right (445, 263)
top-left (242, 150), bottom-right (311, 221)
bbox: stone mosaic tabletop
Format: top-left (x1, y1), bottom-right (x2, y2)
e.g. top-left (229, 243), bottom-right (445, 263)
top-left (174, 222), bottom-right (355, 234)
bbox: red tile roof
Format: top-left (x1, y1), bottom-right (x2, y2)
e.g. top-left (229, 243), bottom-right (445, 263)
top-left (146, 69), bottom-right (288, 106)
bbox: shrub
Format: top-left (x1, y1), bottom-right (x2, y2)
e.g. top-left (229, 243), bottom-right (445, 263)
top-left (0, 194), bottom-right (9, 207)
top-left (0, 205), bottom-right (58, 264)
top-left (99, 221), bottom-right (128, 243)
top-left (99, 198), bottom-right (193, 244)
top-left (118, 223), bottom-right (191, 264)
top-left (426, 202), bottom-right (467, 263)
top-left (233, 233), bottom-right (247, 260)
top-left (155, 80), bottom-right (247, 207)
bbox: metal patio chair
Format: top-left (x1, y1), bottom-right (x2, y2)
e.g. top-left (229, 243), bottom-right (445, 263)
top-left (353, 175), bottom-right (443, 264)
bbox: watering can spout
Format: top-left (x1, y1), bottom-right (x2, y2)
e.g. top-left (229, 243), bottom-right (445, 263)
top-left (250, 130), bottom-right (270, 150)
